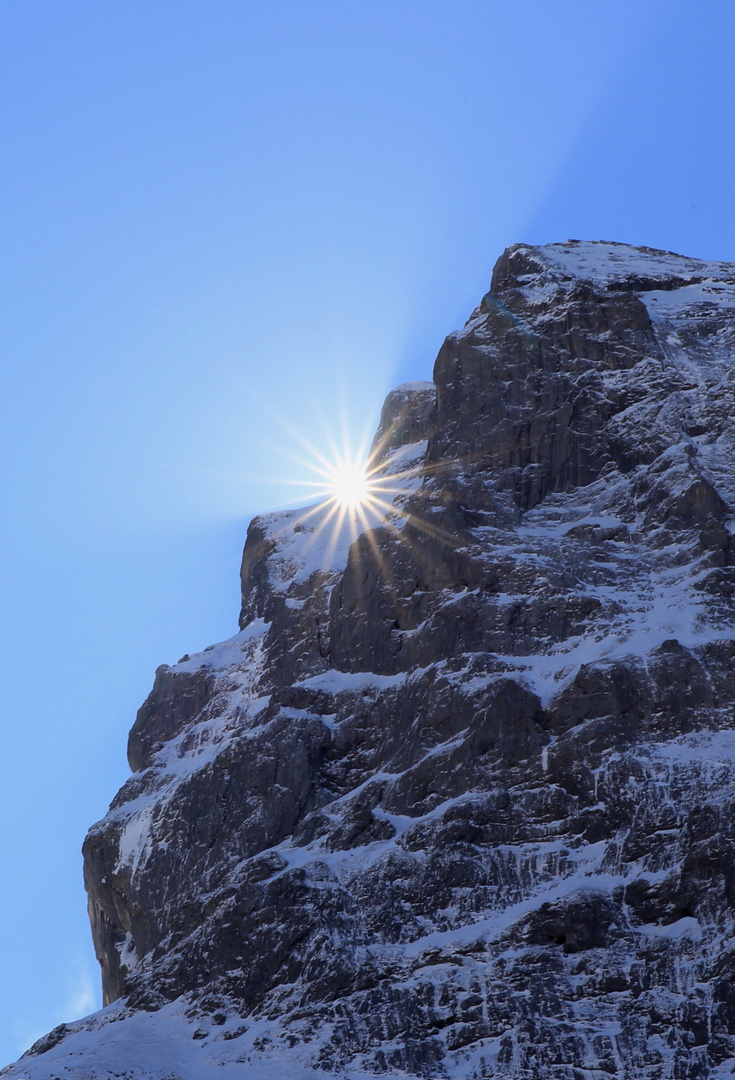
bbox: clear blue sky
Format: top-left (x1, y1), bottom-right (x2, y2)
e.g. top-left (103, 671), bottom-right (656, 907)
top-left (1, 0), bottom-right (733, 1063)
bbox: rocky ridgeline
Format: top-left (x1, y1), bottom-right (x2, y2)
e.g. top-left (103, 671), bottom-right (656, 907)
top-left (8, 241), bottom-right (735, 1079)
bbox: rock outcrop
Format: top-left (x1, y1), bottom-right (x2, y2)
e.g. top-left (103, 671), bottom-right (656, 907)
top-left (8, 240), bottom-right (735, 1079)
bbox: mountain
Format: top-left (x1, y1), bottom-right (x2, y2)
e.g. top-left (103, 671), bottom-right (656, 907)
top-left (6, 240), bottom-right (735, 1079)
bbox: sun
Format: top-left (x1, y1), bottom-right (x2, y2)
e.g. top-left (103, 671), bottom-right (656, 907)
top-left (261, 420), bottom-right (429, 576)
top-left (265, 414), bottom-right (413, 541)
top-left (328, 461), bottom-right (373, 510)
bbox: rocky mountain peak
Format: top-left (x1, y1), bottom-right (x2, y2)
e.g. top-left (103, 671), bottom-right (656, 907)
top-left (7, 240), bottom-right (735, 1079)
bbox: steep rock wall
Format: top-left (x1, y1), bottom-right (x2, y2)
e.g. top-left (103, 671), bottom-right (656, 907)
top-left (8, 240), bottom-right (735, 1080)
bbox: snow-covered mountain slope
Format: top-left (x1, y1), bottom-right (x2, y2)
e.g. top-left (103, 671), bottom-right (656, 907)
top-left (7, 241), bottom-right (735, 1079)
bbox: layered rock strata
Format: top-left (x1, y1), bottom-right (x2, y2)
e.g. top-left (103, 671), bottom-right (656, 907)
top-left (8, 240), bottom-right (735, 1079)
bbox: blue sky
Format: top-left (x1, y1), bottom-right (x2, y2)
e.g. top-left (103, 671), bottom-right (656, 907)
top-left (2, 0), bottom-right (734, 1063)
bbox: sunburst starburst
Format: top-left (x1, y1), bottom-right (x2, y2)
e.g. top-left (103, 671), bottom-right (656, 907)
top-left (325, 458), bottom-right (375, 511)
top-left (255, 408), bottom-right (434, 579)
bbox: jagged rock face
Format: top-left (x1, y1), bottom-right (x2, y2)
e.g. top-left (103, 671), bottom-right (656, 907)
top-left (11, 241), bottom-right (735, 1080)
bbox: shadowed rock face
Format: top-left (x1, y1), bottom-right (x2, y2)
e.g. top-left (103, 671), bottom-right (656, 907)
top-left (11, 241), bottom-right (735, 1080)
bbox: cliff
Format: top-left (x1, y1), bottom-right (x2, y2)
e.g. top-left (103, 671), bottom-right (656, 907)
top-left (7, 240), bottom-right (735, 1079)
